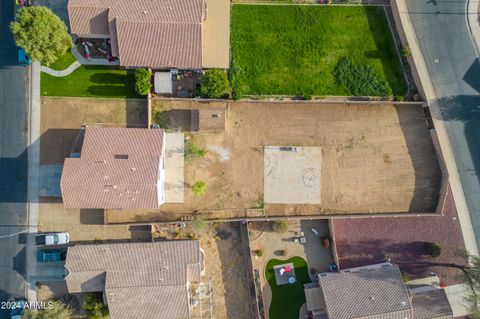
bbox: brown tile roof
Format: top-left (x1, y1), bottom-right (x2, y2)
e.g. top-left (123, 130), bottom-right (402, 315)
top-left (60, 127), bottom-right (164, 209)
top-left (412, 289), bottom-right (453, 319)
top-left (318, 264), bottom-right (413, 319)
top-left (68, 0), bottom-right (204, 68)
top-left (65, 240), bottom-right (203, 319)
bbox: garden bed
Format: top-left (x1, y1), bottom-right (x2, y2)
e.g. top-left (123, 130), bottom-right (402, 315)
top-left (231, 5), bottom-right (406, 97)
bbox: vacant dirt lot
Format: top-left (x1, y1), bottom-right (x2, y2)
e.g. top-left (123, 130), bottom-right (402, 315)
top-left (40, 97), bottom-right (147, 164)
top-left (109, 100), bottom-right (441, 222)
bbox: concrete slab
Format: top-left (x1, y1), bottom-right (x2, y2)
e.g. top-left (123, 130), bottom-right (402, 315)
top-left (444, 284), bottom-right (470, 317)
top-left (264, 146), bottom-right (321, 204)
top-left (164, 133), bottom-right (184, 203)
top-left (273, 263), bottom-right (296, 286)
top-left (39, 165), bottom-right (62, 197)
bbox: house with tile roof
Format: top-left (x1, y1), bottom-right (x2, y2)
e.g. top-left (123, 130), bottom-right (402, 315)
top-left (67, 0), bottom-right (230, 69)
top-left (304, 263), bottom-right (453, 319)
top-left (64, 240), bottom-right (204, 319)
top-left (60, 127), bottom-right (165, 209)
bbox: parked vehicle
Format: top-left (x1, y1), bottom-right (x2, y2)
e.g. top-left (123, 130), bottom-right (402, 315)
top-left (35, 232), bottom-right (70, 246)
top-left (37, 249), bottom-right (67, 262)
top-left (17, 49), bottom-right (31, 65)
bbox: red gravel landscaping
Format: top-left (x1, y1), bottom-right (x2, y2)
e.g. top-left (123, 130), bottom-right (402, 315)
top-left (332, 186), bottom-right (468, 285)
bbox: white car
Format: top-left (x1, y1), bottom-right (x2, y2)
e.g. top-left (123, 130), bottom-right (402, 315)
top-left (35, 232), bottom-right (70, 246)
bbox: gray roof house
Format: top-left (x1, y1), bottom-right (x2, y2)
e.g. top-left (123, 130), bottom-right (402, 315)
top-left (60, 127), bottom-right (165, 210)
top-left (304, 263), bottom-right (453, 319)
top-left (65, 240), bottom-right (204, 319)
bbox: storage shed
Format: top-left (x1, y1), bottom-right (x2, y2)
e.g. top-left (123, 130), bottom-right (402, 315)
top-left (154, 72), bottom-right (173, 95)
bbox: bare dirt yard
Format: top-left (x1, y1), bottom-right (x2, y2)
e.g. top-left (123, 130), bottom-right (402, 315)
top-left (153, 222), bottom-right (251, 319)
top-left (110, 100), bottom-right (441, 223)
top-left (40, 97), bottom-right (147, 164)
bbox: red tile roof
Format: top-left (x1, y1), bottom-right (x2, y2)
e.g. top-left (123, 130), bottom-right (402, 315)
top-left (60, 127), bottom-right (164, 209)
top-left (68, 0), bottom-right (204, 68)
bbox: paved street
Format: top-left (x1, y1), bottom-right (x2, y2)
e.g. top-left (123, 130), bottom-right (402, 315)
top-left (0, 1), bottom-right (30, 318)
top-left (407, 0), bottom-right (480, 249)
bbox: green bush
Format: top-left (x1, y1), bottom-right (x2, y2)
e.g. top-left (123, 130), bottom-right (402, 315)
top-left (272, 220), bottom-right (289, 233)
top-left (201, 69), bottom-right (230, 98)
top-left (134, 68), bottom-right (152, 96)
top-left (83, 293), bottom-right (108, 319)
top-left (333, 57), bottom-right (392, 96)
top-left (10, 7), bottom-right (72, 66)
top-left (395, 95), bottom-right (405, 102)
top-left (400, 46), bottom-right (411, 57)
top-left (425, 242), bottom-right (441, 258)
top-left (255, 249), bottom-right (264, 257)
top-left (192, 181), bottom-right (206, 197)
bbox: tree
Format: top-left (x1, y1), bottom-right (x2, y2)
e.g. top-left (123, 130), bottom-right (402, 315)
top-left (465, 256), bottom-right (480, 318)
top-left (425, 242), bottom-right (441, 258)
top-left (83, 293), bottom-right (109, 319)
top-left (22, 301), bottom-right (71, 319)
top-left (10, 6), bottom-right (72, 66)
top-left (271, 220), bottom-right (288, 233)
top-left (200, 69), bottom-right (230, 98)
top-left (134, 68), bottom-right (152, 95)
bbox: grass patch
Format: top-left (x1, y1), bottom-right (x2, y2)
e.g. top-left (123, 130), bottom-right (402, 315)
top-left (265, 257), bottom-right (311, 319)
top-left (47, 51), bottom-right (77, 71)
top-left (231, 5), bottom-right (406, 96)
top-left (41, 65), bottom-right (139, 98)
top-left (185, 138), bottom-right (207, 160)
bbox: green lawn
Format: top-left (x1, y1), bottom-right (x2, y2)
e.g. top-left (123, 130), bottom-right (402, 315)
top-left (231, 5), bottom-right (406, 97)
top-left (41, 66), bottom-right (139, 98)
top-left (265, 257), bottom-right (311, 319)
top-left (47, 51), bottom-right (77, 71)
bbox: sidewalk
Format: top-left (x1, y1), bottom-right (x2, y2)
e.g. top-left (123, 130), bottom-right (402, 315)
top-left (391, 0), bottom-right (478, 257)
top-left (40, 61), bottom-right (81, 77)
top-left (26, 61), bottom-right (41, 302)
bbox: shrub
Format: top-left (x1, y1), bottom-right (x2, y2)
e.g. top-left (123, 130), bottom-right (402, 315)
top-left (192, 181), bottom-right (206, 197)
top-left (255, 249), bottom-right (264, 257)
top-left (395, 95), bottom-right (405, 102)
top-left (83, 293), bottom-right (108, 319)
top-left (271, 220), bottom-right (288, 233)
top-left (400, 269), bottom-right (410, 282)
top-left (425, 242), bottom-right (442, 257)
top-left (22, 300), bottom-right (71, 319)
top-left (333, 57), bottom-right (392, 96)
top-left (400, 46), bottom-right (411, 57)
top-left (10, 7), bottom-right (72, 66)
top-left (134, 68), bottom-right (152, 95)
top-left (191, 214), bottom-right (207, 231)
top-left (185, 139), bottom-right (207, 160)
top-left (201, 69), bottom-right (230, 98)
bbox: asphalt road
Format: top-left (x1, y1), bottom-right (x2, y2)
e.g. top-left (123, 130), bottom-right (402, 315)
top-left (407, 0), bottom-right (480, 248)
top-left (0, 1), bottom-right (30, 317)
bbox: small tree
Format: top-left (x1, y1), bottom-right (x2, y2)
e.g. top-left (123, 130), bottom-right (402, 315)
top-left (200, 69), bottom-right (230, 98)
top-left (10, 7), bottom-right (72, 66)
top-left (192, 181), bottom-right (206, 197)
top-left (425, 242), bottom-right (441, 258)
top-left (271, 220), bottom-right (288, 233)
top-left (465, 256), bottom-right (480, 318)
top-left (135, 68), bottom-right (152, 95)
top-left (83, 293), bottom-right (108, 319)
top-left (22, 300), bottom-right (71, 319)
